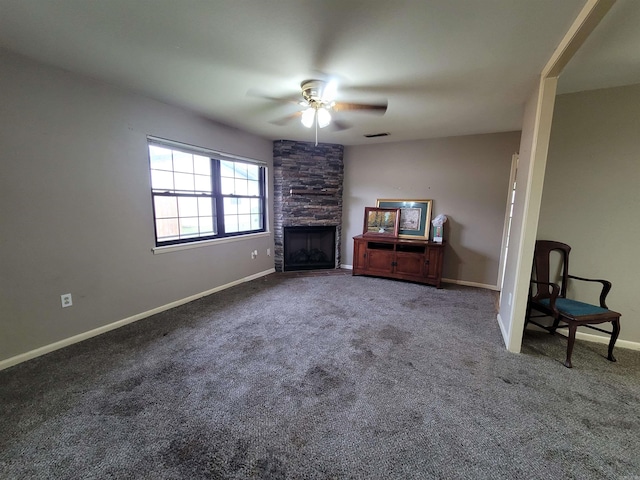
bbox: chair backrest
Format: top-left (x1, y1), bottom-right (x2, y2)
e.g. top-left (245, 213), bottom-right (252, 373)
top-left (532, 240), bottom-right (571, 300)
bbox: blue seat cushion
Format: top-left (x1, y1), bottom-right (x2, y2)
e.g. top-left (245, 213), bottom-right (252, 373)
top-left (539, 298), bottom-right (610, 317)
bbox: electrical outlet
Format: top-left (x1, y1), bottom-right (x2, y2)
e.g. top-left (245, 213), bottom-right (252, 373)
top-left (251, 250), bottom-right (258, 259)
top-left (61, 293), bottom-right (73, 308)
top-left (267, 248), bottom-right (271, 256)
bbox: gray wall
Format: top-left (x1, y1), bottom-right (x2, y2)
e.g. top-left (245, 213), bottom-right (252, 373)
top-left (537, 83), bottom-right (640, 344)
top-left (0, 49), bottom-right (274, 363)
top-left (342, 132), bottom-right (521, 287)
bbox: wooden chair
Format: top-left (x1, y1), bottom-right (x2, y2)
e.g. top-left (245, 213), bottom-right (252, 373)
top-left (525, 240), bottom-right (621, 368)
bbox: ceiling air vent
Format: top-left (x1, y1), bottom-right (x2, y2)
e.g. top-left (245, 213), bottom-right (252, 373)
top-left (364, 132), bottom-right (389, 138)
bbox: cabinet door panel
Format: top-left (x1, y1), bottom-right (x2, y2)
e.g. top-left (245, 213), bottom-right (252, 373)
top-left (353, 240), bottom-right (367, 271)
top-left (395, 252), bottom-right (423, 276)
top-left (367, 250), bottom-right (395, 274)
top-left (425, 247), bottom-right (442, 279)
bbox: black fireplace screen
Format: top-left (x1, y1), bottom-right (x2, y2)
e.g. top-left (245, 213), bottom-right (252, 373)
top-left (284, 226), bottom-right (336, 271)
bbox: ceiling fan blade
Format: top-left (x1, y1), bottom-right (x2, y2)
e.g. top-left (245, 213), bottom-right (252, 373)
top-left (247, 88), bottom-right (302, 106)
top-left (331, 119), bottom-right (351, 131)
top-left (333, 101), bottom-right (387, 114)
top-left (321, 79), bottom-right (338, 103)
top-left (269, 111), bottom-right (302, 126)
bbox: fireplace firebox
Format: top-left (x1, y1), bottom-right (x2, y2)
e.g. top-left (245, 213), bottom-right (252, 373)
top-left (283, 226), bottom-right (336, 271)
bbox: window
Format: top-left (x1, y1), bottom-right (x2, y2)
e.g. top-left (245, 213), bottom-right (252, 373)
top-left (148, 139), bottom-right (266, 246)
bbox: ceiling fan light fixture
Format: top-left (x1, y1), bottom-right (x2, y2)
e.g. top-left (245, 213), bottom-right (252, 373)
top-left (301, 107), bottom-right (315, 128)
top-left (317, 107), bottom-right (331, 128)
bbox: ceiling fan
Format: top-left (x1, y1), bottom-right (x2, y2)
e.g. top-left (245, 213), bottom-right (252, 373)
top-left (255, 79), bottom-right (388, 145)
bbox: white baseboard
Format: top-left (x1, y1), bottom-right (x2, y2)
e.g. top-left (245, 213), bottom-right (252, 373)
top-left (340, 268), bottom-right (496, 290)
top-left (0, 268), bottom-right (275, 371)
top-left (525, 323), bottom-right (640, 351)
top-left (496, 313), bottom-right (510, 348)
top-left (559, 329), bottom-right (640, 351)
top-left (442, 278), bottom-right (500, 291)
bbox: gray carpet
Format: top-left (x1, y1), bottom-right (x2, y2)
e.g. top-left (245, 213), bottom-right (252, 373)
top-left (1, 273), bottom-right (639, 479)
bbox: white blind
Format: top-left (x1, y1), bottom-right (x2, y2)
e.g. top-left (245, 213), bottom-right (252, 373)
top-left (147, 135), bottom-right (266, 166)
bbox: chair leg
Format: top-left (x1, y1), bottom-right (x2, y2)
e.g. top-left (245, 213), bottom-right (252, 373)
top-left (607, 319), bottom-right (620, 363)
top-left (564, 324), bottom-right (578, 368)
top-left (550, 317), bottom-right (560, 335)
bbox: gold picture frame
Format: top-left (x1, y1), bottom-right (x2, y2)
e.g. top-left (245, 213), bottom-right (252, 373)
top-left (376, 199), bottom-right (433, 239)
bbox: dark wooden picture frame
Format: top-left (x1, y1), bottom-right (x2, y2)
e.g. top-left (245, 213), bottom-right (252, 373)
top-left (363, 207), bottom-right (400, 237)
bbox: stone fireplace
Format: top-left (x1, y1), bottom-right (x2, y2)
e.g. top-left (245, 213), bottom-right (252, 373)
top-left (273, 140), bottom-right (344, 272)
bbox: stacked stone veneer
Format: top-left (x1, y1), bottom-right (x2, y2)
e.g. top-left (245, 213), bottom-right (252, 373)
top-left (273, 140), bottom-right (344, 272)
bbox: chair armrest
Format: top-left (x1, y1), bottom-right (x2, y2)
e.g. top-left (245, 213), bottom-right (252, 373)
top-left (567, 274), bottom-right (612, 308)
top-left (530, 280), bottom-right (561, 316)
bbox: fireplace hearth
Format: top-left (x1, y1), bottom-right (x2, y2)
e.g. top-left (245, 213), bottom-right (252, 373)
top-left (284, 226), bottom-right (336, 271)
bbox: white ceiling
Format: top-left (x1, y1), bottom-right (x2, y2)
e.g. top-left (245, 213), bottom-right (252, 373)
top-left (557, 0), bottom-right (640, 94)
top-left (0, 1), bottom-right (637, 146)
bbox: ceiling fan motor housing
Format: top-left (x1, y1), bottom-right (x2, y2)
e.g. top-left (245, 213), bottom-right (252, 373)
top-left (301, 80), bottom-right (326, 105)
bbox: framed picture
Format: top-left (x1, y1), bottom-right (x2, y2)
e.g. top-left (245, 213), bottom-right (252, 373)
top-left (363, 207), bottom-right (400, 237)
top-left (376, 199), bottom-right (433, 239)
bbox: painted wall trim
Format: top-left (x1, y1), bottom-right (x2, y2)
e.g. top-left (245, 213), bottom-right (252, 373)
top-left (497, 154), bottom-right (519, 295)
top-left (566, 331), bottom-right (640, 352)
top-left (497, 313), bottom-right (509, 345)
top-left (152, 231), bottom-right (271, 255)
top-left (525, 325), bottom-right (640, 352)
top-left (339, 266), bottom-right (498, 290)
top-left (505, 76), bottom-right (559, 354)
top-left (0, 268), bottom-right (275, 372)
top-left (442, 278), bottom-right (499, 291)
top-left (543, 0), bottom-right (616, 78)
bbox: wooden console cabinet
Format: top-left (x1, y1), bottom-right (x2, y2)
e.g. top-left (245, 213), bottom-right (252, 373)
top-left (352, 235), bottom-right (445, 288)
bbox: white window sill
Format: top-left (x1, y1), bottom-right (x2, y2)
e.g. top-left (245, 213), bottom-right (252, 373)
top-left (151, 231), bottom-right (271, 255)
